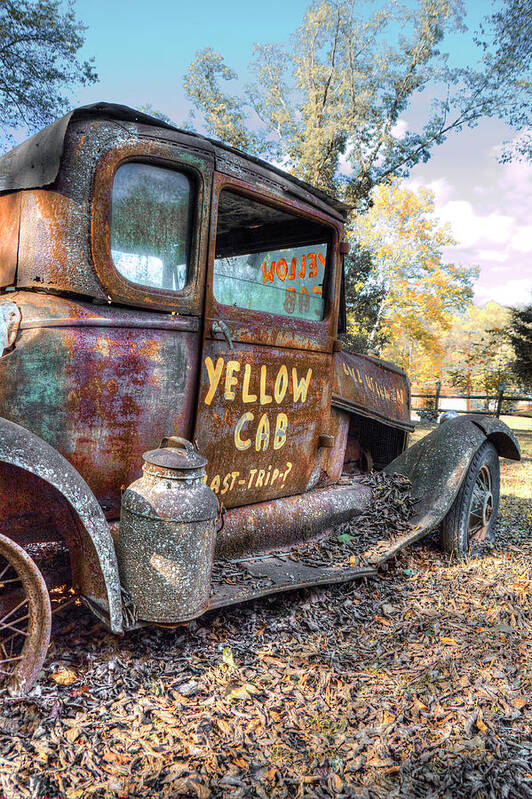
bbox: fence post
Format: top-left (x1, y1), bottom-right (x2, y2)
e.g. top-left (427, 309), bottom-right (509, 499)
top-left (495, 383), bottom-right (506, 418)
top-left (434, 380), bottom-right (441, 416)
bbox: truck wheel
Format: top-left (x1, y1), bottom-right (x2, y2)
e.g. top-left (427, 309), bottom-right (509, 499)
top-left (440, 441), bottom-right (500, 558)
top-left (0, 534), bottom-right (51, 694)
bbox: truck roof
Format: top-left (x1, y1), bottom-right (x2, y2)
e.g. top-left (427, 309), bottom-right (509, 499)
top-left (0, 102), bottom-right (348, 220)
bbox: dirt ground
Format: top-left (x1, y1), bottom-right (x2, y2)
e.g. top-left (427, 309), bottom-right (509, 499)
top-left (0, 425), bottom-right (531, 799)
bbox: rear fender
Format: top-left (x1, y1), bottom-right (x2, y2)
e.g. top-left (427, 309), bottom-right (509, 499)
top-left (384, 415), bottom-right (521, 538)
top-left (0, 417), bottom-right (123, 633)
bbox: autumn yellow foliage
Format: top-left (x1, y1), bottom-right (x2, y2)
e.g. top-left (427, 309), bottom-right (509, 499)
top-left (350, 180), bottom-right (478, 384)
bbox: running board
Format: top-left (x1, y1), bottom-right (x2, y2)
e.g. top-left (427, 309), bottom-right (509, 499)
top-left (208, 555), bottom-right (377, 610)
top-left (120, 519), bottom-right (426, 628)
top-left (207, 520), bottom-right (425, 611)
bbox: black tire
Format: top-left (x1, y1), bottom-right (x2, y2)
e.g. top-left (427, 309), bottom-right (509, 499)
top-left (440, 441), bottom-right (500, 558)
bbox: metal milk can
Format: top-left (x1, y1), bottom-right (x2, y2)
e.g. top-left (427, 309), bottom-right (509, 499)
top-left (116, 437), bottom-right (219, 623)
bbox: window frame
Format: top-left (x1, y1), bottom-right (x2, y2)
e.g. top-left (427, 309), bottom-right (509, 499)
top-left (212, 193), bottom-right (331, 323)
top-left (91, 138), bottom-right (212, 314)
top-left (206, 173), bottom-right (343, 353)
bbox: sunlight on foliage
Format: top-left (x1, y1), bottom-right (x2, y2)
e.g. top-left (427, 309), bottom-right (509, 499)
top-left (350, 179), bottom-right (477, 381)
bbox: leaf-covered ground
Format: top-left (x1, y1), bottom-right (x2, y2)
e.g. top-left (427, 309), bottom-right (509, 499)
top-left (1, 428), bottom-right (531, 799)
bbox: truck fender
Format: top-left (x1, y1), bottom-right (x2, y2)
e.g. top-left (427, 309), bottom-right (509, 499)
top-left (384, 414), bottom-right (521, 539)
top-left (0, 417), bottom-right (123, 633)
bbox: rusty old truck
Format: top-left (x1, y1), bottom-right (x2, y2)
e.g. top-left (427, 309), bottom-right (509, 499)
top-left (0, 104), bottom-right (520, 692)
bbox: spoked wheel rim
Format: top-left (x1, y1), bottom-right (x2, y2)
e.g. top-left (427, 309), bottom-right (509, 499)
top-left (0, 534), bottom-right (51, 694)
top-left (467, 464), bottom-right (494, 550)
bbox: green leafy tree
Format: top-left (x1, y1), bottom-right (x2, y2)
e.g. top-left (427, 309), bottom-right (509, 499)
top-left (0, 0), bottom-right (97, 146)
top-left (184, 0), bottom-right (532, 208)
top-left (445, 303), bottom-right (517, 403)
top-left (508, 305), bottom-right (532, 389)
top-left (448, 329), bottom-right (515, 401)
top-left (484, 0), bottom-right (532, 162)
top-left (183, 48), bottom-right (262, 154)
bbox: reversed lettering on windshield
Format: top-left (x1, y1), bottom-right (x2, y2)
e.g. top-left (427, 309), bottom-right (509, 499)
top-left (213, 190), bottom-right (330, 321)
top-left (215, 244), bottom-right (326, 320)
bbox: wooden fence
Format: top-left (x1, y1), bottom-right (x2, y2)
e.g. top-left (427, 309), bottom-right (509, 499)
top-left (411, 381), bottom-right (532, 419)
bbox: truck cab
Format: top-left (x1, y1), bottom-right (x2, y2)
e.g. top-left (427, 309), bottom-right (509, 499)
top-left (0, 103), bottom-right (411, 540)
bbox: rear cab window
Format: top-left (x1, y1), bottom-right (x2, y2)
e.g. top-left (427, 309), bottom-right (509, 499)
top-left (213, 191), bottom-right (330, 321)
top-left (111, 162), bottom-right (193, 292)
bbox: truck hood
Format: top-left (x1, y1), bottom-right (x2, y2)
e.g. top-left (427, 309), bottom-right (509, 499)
top-left (332, 351), bottom-right (413, 431)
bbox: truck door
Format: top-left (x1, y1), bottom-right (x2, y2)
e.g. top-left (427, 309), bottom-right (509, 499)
top-left (194, 174), bottom-right (342, 509)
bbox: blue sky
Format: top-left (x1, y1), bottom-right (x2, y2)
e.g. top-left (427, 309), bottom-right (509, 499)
top-left (74, 0), bottom-right (312, 119)
top-left (70, 1), bottom-right (531, 308)
top-left (74, 0), bottom-right (489, 122)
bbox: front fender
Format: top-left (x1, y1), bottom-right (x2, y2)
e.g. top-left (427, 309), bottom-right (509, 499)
top-left (469, 415), bottom-right (521, 460)
top-left (384, 414), bottom-right (521, 538)
top-left (0, 417), bottom-right (123, 633)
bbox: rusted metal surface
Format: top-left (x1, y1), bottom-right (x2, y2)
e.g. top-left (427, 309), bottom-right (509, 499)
top-left (333, 350), bottom-right (413, 431)
top-left (195, 343), bottom-right (334, 509)
top-left (0, 292), bottom-right (200, 518)
top-left (15, 121), bottom-right (213, 315)
top-left (0, 533), bottom-right (51, 694)
top-left (0, 103), bottom-right (520, 691)
top-left (214, 148), bottom-right (346, 222)
top-left (0, 192), bottom-right (20, 287)
top-left (208, 556), bottom-right (377, 611)
top-left (0, 113), bottom-right (72, 192)
top-left (0, 417), bottom-right (123, 633)
top-left (468, 415), bottom-right (521, 460)
top-left (90, 131), bottom-right (213, 314)
top-left (0, 460), bottom-right (78, 550)
top-left (194, 171), bottom-right (345, 510)
top-left (307, 408), bottom-right (351, 491)
top-left (0, 103), bottom-right (345, 315)
top-left (117, 439), bottom-right (219, 623)
top-left (0, 102), bottom-right (346, 216)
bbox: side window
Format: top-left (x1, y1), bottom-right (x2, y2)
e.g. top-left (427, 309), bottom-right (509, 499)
top-left (213, 191), bottom-right (330, 320)
top-left (111, 162), bottom-right (193, 291)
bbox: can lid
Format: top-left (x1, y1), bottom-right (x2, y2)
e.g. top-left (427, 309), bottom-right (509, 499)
top-left (143, 437), bottom-right (207, 470)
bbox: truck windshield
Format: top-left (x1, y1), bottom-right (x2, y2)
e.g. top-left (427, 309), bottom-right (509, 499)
top-left (213, 190), bottom-right (330, 320)
top-left (111, 162), bottom-right (192, 292)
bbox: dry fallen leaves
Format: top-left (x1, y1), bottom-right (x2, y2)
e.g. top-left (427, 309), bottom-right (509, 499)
top-left (50, 666), bottom-right (77, 685)
top-left (0, 451), bottom-right (530, 799)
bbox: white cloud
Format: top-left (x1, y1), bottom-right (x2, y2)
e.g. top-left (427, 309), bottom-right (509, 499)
top-left (405, 118), bottom-right (532, 306)
top-left (390, 119), bottom-right (408, 140)
top-left (476, 249), bottom-right (509, 263)
top-left (512, 225), bottom-right (532, 253)
top-left (406, 167), bottom-right (532, 305)
top-left (419, 179), bottom-right (532, 257)
top-left (436, 200), bottom-right (514, 248)
top-left (406, 177), bottom-right (454, 206)
top-left (475, 278), bottom-right (532, 308)
top-left (426, 178), bottom-right (454, 207)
